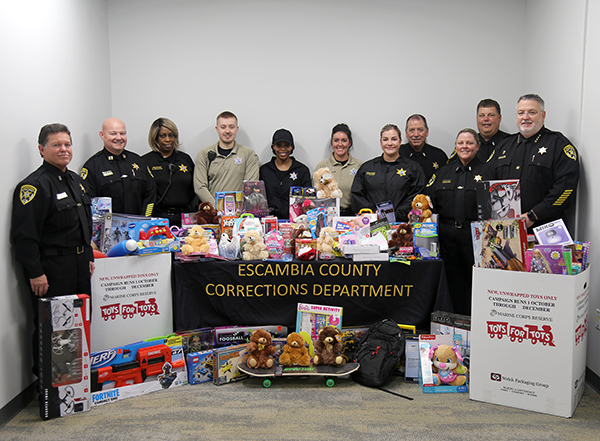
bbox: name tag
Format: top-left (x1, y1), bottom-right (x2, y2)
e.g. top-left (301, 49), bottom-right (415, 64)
top-left (152, 166), bottom-right (163, 171)
top-left (442, 180), bottom-right (452, 184)
top-left (56, 192), bottom-right (68, 200)
top-left (102, 170), bottom-right (114, 177)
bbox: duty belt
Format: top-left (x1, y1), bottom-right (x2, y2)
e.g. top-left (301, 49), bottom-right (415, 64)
top-left (441, 219), bottom-right (471, 229)
top-left (43, 245), bottom-right (86, 256)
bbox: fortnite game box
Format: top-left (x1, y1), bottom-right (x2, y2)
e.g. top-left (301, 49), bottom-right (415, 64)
top-left (38, 294), bottom-right (91, 420)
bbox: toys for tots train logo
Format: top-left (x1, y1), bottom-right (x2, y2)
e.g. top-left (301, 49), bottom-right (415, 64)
top-left (486, 321), bottom-right (555, 346)
top-left (100, 298), bottom-right (160, 321)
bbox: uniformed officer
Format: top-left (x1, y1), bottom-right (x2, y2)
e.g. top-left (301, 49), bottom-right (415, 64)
top-left (488, 94), bottom-right (580, 231)
top-left (399, 114), bottom-right (448, 180)
top-left (11, 123), bottom-right (95, 373)
top-left (193, 111), bottom-right (260, 206)
top-left (426, 128), bottom-right (488, 315)
top-left (81, 118), bottom-right (156, 216)
top-left (143, 118), bottom-right (197, 226)
top-left (449, 99), bottom-right (510, 164)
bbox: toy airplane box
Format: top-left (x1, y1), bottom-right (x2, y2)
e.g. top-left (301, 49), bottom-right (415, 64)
top-left (128, 218), bottom-right (181, 255)
top-left (212, 344), bottom-right (248, 385)
top-left (296, 303), bottom-right (343, 341)
top-left (90, 335), bottom-right (187, 406)
top-left (213, 325), bottom-right (288, 347)
top-left (187, 350), bottom-right (214, 385)
top-left (418, 334), bottom-right (468, 394)
top-left (38, 294), bottom-right (91, 420)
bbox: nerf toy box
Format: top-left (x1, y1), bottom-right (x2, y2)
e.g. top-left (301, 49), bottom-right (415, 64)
top-left (214, 325), bottom-right (288, 347)
top-left (90, 335), bottom-right (187, 406)
top-left (212, 344), bottom-right (248, 385)
top-left (187, 350), bottom-right (214, 385)
top-left (38, 294), bottom-right (91, 420)
top-left (418, 334), bottom-right (468, 394)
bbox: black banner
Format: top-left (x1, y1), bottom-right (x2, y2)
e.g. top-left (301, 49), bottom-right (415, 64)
top-left (172, 259), bottom-right (451, 332)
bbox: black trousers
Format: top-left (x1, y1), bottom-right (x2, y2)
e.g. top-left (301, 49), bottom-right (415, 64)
top-left (439, 222), bottom-right (475, 316)
top-left (28, 251), bottom-right (92, 375)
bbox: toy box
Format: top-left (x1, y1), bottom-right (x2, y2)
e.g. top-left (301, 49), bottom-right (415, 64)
top-left (215, 191), bottom-right (243, 216)
top-left (213, 325), bottom-right (288, 347)
top-left (187, 350), bottom-right (214, 384)
top-left (470, 266), bottom-right (590, 417)
top-left (296, 303), bottom-right (343, 341)
top-left (91, 197), bottom-right (111, 250)
top-left (177, 327), bottom-right (215, 355)
top-left (418, 334), bottom-right (468, 393)
top-left (476, 179), bottom-right (521, 220)
top-left (471, 218), bottom-right (527, 271)
top-left (99, 212), bottom-right (150, 254)
top-left (413, 222), bottom-right (439, 259)
top-left (527, 245), bottom-right (569, 274)
top-left (289, 195), bottom-right (340, 224)
top-left (38, 294), bottom-right (91, 420)
top-left (533, 219), bottom-right (574, 245)
top-left (404, 336), bottom-right (420, 383)
top-left (295, 238), bottom-right (317, 260)
top-left (212, 344), bottom-right (248, 385)
top-left (242, 180), bottom-right (269, 218)
top-left (430, 311), bottom-right (471, 369)
top-left (128, 218), bottom-right (180, 255)
top-left (90, 335), bottom-right (187, 406)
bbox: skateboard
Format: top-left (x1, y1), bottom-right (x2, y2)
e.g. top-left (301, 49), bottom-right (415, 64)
top-left (238, 362), bottom-right (360, 388)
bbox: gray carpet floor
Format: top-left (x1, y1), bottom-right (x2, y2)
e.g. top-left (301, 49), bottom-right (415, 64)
top-left (2, 375), bottom-right (600, 441)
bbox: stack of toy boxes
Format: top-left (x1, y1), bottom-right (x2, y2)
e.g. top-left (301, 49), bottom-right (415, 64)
top-left (38, 294), bottom-right (91, 420)
top-left (89, 335), bottom-right (187, 406)
top-left (178, 327), bottom-right (215, 385)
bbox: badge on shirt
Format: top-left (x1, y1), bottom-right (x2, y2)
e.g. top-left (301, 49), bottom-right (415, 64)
top-left (396, 168), bottom-right (407, 177)
top-left (290, 172), bottom-right (298, 181)
top-left (19, 185), bottom-right (37, 205)
top-left (102, 170), bottom-right (114, 177)
top-left (56, 192), bottom-right (68, 200)
top-left (564, 145), bottom-right (577, 160)
top-left (350, 168), bottom-right (358, 176)
top-left (234, 156), bottom-right (243, 165)
top-left (179, 164), bottom-right (188, 173)
top-left (80, 168), bottom-right (88, 180)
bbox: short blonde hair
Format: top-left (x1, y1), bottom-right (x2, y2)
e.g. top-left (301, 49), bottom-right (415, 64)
top-left (148, 117), bottom-right (180, 152)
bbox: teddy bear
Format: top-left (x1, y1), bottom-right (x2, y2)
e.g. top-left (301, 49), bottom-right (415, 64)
top-left (181, 225), bottom-right (210, 255)
top-left (410, 194), bottom-right (433, 223)
top-left (429, 344), bottom-right (467, 386)
top-left (313, 167), bottom-right (342, 199)
top-left (246, 329), bottom-right (277, 369)
top-left (242, 229), bottom-right (269, 261)
top-left (388, 223), bottom-right (413, 249)
top-left (196, 201), bottom-right (220, 225)
top-left (279, 332), bottom-right (311, 366)
top-left (313, 326), bottom-right (344, 366)
top-left (317, 226), bottom-right (336, 258)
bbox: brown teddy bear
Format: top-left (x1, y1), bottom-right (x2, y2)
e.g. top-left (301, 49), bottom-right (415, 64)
top-left (313, 326), bottom-right (344, 366)
top-left (246, 329), bottom-right (277, 369)
top-left (181, 225), bottom-right (210, 255)
top-left (242, 229), bottom-right (269, 261)
top-left (410, 194), bottom-right (433, 223)
top-left (279, 332), bottom-right (311, 366)
top-left (388, 223), bottom-right (413, 249)
top-left (313, 167), bottom-right (342, 199)
top-left (196, 201), bottom-right (219, 225)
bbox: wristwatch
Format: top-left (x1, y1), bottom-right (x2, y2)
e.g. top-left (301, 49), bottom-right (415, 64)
top-left (527, 210), bottom-right (537, 222)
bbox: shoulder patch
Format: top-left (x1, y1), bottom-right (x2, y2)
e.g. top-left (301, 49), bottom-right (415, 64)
top-left (426, 174), bottom-right (436, 187)
top-left (20, 185), bottom-right (37, 205)
top-left (563, 145), bottom-right (577, 161)
top-left (80, 168), bottom-right (88, 180)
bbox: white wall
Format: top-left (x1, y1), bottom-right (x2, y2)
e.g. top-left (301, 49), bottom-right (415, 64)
top-left (106, 0), bottom-right (527, 167)
top-left (0, 0), bottom-right (111, 409)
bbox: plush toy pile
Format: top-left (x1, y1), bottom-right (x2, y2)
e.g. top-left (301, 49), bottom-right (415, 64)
top-left (313, 167), bottom-right (342, 199)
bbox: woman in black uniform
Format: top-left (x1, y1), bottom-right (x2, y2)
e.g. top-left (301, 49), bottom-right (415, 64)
top-left (143, 118), bottom-right (197, 226)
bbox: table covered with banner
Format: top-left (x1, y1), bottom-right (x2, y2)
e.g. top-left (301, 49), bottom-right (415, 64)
top-left (172, 259), bottom-right (451, 331)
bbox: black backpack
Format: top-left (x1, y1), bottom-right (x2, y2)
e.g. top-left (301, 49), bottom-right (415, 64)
top-left (351, 319), bottom-right (406, 388)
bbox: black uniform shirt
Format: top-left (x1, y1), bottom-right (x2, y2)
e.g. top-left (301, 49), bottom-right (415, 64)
top-left (351, 154), bottom-right (426, 221)
top-left (142, 150), bottom-right (196, 211)
top-left (399, 143), bottom-right (448, 180)
top-left (448, 130), bottom-right (510, 164)
top-left (81, 147), bottom-right (156, 216)
top-left (489, 126), bottom-right (579, 227)
top-left (426, 157), bottom-right (488, 222)
top-left (11, 161), bottom-right (93, 278)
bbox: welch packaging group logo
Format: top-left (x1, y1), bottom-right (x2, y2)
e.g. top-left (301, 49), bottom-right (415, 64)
top-left (486, 321), bottom-right (555, 346)
top-left (100, 298), bottom-right (160, 321)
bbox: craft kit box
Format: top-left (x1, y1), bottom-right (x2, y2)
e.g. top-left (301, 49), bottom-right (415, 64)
top-left (469, 267), bottom-right (590, 417)
top-left (38, 294), bottom-right (91, 420)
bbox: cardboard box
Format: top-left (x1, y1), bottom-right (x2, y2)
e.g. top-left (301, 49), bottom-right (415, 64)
top-left (431, 311), bottom-right (471, 369)
top-left (187, 350), bottom-right (214, 385)
top-left (469, 267), bottom-right (590, 417)
top-left (296, 303), bottom-right (343, 341)
top-left (213, 325), bottom-right (288, 347)
top-left (38, 294), bottom-right (91, 420)
top-left (404, 336), bottom-right (420, 383)
top-left (212, 344), bottom-right (248, 385)
top-left (418, 334), bottom-right (468, 393)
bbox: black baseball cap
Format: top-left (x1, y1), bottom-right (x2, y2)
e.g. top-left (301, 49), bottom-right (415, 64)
top-left (272, 128), bottom-right (294, 146)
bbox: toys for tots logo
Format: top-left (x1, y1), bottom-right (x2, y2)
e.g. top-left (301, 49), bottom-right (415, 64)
top-left (486, 320), bottom-right (555, 346)
top-left (100, 298), bottom-right (160, 321)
